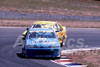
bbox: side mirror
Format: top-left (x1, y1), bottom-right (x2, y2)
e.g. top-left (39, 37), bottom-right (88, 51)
top-left (55, 30), bottom-right (59, 32)
top-left (18, 44), bottom-right (23, 46)
top-left (22, 37), bottom-right (25, 40)
top-left (58, 37), bottom-right (61, 40)
top-left (55, 29), bottom-right (59, 32)
top-left (26, 28), bottom-right (29, 30)
top-left (55, 28), bottom-right (60, 32)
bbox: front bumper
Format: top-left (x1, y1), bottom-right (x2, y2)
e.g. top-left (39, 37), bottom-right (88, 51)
top-left (22, 47), bottom-right (61, 58)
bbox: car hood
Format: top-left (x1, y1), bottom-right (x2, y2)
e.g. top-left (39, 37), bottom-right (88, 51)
top-left (26, 38), bottom-right (60, 47)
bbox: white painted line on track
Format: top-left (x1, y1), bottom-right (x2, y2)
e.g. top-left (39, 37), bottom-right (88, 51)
top-left (51, 60), bottom-right (87, 67)
top-left (50, 60), bottom-right (67, 67)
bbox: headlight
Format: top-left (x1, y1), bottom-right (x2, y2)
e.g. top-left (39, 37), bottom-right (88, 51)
top-left (43, 41), bottom-right (57, 44)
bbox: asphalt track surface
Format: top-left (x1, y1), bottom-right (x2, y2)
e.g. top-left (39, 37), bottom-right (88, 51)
top-left (0, 27), bottom-right (100, 67)
top-left (0, 11), bottom-right (100, 21)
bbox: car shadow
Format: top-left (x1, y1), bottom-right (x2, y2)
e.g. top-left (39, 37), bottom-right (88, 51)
top-left (16, 53), bottom-right (59, 60)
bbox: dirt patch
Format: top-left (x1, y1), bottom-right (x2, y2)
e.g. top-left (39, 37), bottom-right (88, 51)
top-left (0, 7), bottom-right (100, 16)
top-left (66, 50), bottom-right (100, 67)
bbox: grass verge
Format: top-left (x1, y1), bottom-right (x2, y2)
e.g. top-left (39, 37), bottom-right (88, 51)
top-left (0, 0), bottom-right (100, 16)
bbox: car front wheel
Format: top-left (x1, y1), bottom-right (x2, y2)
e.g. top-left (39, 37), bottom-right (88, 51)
top-left (61, 37), bottom-right (66, 47)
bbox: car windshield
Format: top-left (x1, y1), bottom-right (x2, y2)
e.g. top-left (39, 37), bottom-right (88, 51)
top-left (33, 24), bottom-right (42, 28)
top-left (28, 31), bottom-right (56, 39)
top-left (32, 24), bottom-right (54, 29)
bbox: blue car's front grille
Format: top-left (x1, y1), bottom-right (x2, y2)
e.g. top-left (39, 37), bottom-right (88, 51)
top-left (26, 49), bottom-right (53, 55)
top-left (24, 48), bottom-right (60, 57)
top-left (33, 50), bottom-right (52, 55)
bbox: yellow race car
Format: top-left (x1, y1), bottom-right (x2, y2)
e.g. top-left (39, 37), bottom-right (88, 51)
top-left (22, 21), bottom-right (67, 47)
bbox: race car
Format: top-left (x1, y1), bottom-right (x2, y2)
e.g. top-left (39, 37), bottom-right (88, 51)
top-left (22, 21), bottom-right (67, 47)
top-left (22, 28), bottom-right (61, 58)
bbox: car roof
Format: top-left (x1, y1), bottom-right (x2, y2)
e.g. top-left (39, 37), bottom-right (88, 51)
top-left (29, 28), bottom-right (54, 31)
top-left (33, 21), bottom-right (57, 25)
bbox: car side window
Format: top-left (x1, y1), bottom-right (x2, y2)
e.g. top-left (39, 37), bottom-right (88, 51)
top-left (54, 24), bottom-right (60, 32)
top-left (57, 24), bottom-right (63, 31)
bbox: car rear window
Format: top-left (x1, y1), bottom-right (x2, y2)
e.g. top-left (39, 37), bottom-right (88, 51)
top-left (29, 31), bottom-right (56, 38)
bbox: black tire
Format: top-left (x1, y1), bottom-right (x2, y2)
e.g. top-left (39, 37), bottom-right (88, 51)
top-left (61, 36), bottom-right (66, 47)
top-left (22, 48), bottom-right (26, 58)
top-left (22, 51), bottom-right (28, 58)
top-left (52, 56), bottom-right (61, 59)
top-left (22, 50), bottom-right (25, 57)
top-left (61, 43), bottom-right (63, 47)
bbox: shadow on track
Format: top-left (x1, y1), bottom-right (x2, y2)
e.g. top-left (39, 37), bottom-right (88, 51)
top-left (16, 53), bottom-right (60, 60)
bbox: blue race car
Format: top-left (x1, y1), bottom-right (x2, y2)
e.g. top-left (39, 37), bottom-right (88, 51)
top-left (22, 28), bottom-right (61, 58)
